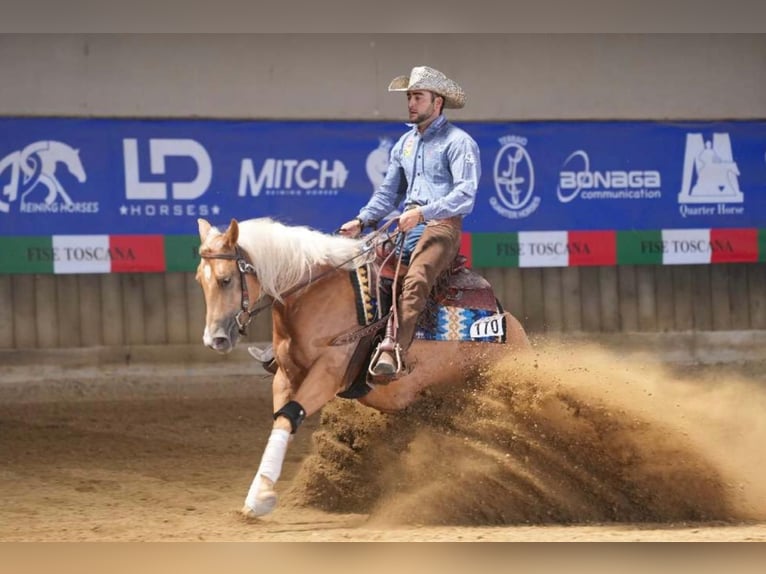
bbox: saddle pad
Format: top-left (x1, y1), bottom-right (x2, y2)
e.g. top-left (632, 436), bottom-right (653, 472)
top-left (349, 264), bottom-right (378, 326)
top-left (415, 305), bottom-right (505, 343)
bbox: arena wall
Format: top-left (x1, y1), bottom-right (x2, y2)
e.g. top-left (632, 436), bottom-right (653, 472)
top-left (1, 34), bottom-right (765, 349)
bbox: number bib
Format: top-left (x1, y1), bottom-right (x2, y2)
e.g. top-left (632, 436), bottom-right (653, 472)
top-left (469, 314), bottom-right (506, 339)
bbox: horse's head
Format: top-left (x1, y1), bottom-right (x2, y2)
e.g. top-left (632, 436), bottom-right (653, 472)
top-left (196, 217), bottom-right (261, 354)
top-left (67, 149), bottom-right (87, 183)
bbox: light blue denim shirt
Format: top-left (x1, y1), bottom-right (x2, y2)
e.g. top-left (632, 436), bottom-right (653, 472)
top-left (358, 114), bottom-right (481, 225)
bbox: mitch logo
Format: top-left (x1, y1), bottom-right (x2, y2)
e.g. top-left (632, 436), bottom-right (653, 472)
top-left (123, 138), bottom-right (212, 201)
top-left (0, 140), bottom-right (91, 214)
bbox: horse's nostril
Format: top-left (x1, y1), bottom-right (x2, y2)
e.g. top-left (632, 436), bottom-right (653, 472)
top-left (213, 337), bottom-right (228, 347)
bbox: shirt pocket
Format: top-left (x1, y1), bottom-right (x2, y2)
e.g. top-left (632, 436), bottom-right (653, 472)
top-left (427, 154), bottom-right (452, 185)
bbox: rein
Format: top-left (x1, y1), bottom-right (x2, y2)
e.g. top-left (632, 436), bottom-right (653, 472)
top-left (199, 219), bottom-right (401, 335)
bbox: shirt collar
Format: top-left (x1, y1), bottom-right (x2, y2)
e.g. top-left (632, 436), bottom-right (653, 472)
top-left (405, 114), bottom-right (448, 136)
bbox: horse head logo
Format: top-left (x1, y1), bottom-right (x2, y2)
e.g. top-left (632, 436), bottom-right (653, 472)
top-left (365, 138), bottom-right (393, 190)
top-left (0, 141), bottom-right (87, 212)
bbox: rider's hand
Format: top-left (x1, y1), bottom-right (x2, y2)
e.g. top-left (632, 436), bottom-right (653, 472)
top-left (398, 208), bottom-right (424, 232)
top-left (339, 218), bottom-right (363, 238)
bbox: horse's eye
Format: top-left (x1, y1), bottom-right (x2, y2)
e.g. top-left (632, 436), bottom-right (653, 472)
top-left (219, 276), bottom-right (232, 287)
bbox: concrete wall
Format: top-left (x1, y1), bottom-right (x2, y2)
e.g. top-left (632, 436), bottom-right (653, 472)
top-left (1, 34), bottom-right (765, 120)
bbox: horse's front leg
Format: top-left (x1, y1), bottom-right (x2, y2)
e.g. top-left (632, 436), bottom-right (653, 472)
top-left (241, 357), bottom-right (344, 519)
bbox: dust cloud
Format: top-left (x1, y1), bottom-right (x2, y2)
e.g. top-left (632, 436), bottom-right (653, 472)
top-left (285, 341), bottom-right (766, 525)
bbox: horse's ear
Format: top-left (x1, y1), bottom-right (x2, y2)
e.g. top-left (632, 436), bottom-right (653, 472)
top-left (224, 218), bottom-right (239, 246)
top-left (198, 218), bottom-right (212, 241)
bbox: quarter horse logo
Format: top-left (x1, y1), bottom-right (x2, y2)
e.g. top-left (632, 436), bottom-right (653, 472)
top-left (0, 140), bottom-right (87, 213)
top-left (679, 133), bottom-right (743, 204)
top-left (365, 138), bottom-right (393, 191)
top-left (490, 135), bottom-right (540, 219)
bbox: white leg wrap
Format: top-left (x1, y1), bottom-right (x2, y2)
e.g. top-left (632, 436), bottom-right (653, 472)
top-left (243, 429), bottom-right (290, 517)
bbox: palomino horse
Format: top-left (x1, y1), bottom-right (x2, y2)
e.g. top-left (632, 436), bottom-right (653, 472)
top-left (195, 217), bottom-right (530, 519)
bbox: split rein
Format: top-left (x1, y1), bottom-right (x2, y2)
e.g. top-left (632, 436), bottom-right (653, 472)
top-left (199, 218), bottom-right (402, 335)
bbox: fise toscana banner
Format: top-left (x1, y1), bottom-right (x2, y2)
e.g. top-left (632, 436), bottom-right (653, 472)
top-left (1, 117), bottom-right (766, 274)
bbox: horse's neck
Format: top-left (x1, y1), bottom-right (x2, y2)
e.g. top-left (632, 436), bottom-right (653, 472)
top-left (271, 268), bottom-right (358, 332)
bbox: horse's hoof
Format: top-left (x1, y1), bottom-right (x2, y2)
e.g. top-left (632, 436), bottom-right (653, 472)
top-left (242, 492), bottom-right (278, 518)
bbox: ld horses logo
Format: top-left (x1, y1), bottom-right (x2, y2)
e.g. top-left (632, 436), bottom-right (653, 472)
top-left (0, 140), bottom-right (97, 214)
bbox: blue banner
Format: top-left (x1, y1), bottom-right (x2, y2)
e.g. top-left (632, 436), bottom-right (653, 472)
top-left (1, 117), bottom-right (765, 235)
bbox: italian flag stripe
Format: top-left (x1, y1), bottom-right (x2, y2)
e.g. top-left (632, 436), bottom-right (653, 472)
top-left (710, 228), bottom-right (758, 263)
top-left (760, 229), bottom-right (766, 263)
top-left (617, 230), bottom-right (663, 265)
top-left (110, 235), bottom-right (166, 272)
top-left (164, 234), bottom-right (202, 273)
top-left (52, 235), bottom-right (111, 274)
top-left (0, 236), bottom-right (54, 274)
top-left (519, 231), bottom-right (568, 267)
top-left (568, 230), bottom-right (616, 266)
top-left (661, 229), bottom-right (712, 265)
top-left (458, 232), bottom-right (473, 268)
top-left (470, 233), bottom-right (519, 267)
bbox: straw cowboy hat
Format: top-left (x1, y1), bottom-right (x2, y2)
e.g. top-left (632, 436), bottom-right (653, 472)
top-left (388, 65), bottom-right (466, 109)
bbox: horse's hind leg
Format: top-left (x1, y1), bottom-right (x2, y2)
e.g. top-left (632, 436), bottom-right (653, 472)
top-left (503, 311), bottom-right (532, 350)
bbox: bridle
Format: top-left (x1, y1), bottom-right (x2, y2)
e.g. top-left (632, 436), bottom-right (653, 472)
top-left (199, 245), bottom-right (272, 335)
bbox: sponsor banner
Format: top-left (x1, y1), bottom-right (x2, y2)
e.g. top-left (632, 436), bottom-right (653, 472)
top-left (2, 117), bottom-right (766, 273)
top-left (0, 235), bottom-right (174, 274)
top-left (471, 230), bottom-right (616, 268)
top-left (617, 228), bottom-right (759, 265)
top-left (2, 118), bottom-right (766, 240)
top-left (0, 228), bottom-right (762, 273)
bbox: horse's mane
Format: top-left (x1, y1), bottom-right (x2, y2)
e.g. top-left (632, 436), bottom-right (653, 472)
top-left (226, 218), bottom-right (369, 302)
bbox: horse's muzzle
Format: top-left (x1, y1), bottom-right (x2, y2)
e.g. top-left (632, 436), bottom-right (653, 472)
top-left (202, 324), bottom-right (238, 353)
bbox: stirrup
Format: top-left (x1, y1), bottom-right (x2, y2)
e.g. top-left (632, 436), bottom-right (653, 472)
top-left (368, 340), bottom-right (404, 377)
top-left (248, 343), bottom-right (274, 362)
top-left (248, 344), bottom-right (278, 374)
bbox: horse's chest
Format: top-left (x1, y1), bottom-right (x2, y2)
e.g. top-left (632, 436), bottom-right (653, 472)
top-left (275, 346), bottom-right (308, 384)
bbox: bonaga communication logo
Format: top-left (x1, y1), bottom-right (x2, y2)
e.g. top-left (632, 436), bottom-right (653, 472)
top-left (490, 135), bottom-right (540, 220)
top-left (557, 150), bottom-right (661, 203)
top-left (0, 140), bottom-right (96, 214)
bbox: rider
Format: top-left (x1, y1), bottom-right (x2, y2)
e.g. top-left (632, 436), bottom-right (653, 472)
top-left (339, 65), bottom-right (481, 377)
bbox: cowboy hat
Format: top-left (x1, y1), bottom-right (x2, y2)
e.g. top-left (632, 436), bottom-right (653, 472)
top-left (388, 65), bottom-right (466, 109)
